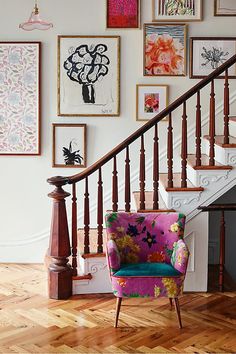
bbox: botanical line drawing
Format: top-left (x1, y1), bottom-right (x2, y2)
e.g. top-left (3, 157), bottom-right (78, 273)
top-left (63, 44), bottom-right (110, 104)
top-left (201, 46), bottom-right (229, 69)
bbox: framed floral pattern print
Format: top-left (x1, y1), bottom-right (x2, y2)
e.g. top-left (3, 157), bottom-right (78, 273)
top-left (214, 0), bottom-right (236, 16)
top-left (136, 84), bottom-right (168, 121)
top-left (107, 0), bottom-right (140, 28)
top-left (0, 42), bottom-right (41, 155)
top-left (58, 35), bottom-right (120, 117)
top-left (52, 124), bottom-right (87, 168)
top-left (152, 0), bottom-right (202, 21)
top-left (190, 37), bottom-right (236, 79)
top-left (144, 24), bottom-right (187, 76)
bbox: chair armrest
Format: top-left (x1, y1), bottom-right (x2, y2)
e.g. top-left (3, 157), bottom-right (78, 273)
top-left (171, 240), bottom-right (189, 274)
top-left (106, 240), bottom-right (121, 275)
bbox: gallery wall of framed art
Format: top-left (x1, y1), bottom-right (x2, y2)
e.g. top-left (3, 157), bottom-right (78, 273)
top-left (2, 0), bottom-right (236, 264)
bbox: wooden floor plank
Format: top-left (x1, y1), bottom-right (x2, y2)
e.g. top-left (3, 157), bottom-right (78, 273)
top-left (0, 264), bottom-right (236, 353)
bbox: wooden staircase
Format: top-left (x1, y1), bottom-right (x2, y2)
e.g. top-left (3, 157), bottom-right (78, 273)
top-left (47, 54), bottom-right (236, 300)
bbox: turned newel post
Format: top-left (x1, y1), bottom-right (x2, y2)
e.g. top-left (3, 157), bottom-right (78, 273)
top-left (47, 176), bottom-right (72, 300)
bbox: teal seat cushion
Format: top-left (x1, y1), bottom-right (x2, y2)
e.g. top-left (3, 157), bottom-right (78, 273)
top-left (114, 262), bottom-right (182, 277)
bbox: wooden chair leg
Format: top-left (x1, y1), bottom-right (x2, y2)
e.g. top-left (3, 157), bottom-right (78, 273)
top-left (169, 298), bottom-right (173, 310)
top-left (114, 297), bottom-right (122, 328)
top-left (174, 298), bottom-right (183, 329)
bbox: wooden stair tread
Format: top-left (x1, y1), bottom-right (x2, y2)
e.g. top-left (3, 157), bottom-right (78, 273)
top-left (78, 228), bottom-right (107, 255)
top-left (204, 135), bottom-right (236, 148)
top-left (160, 173), bottom-right (204, 192)
top-left (133, 191), bottom-right (174, 212)
top-left (187, 154), bottom-right (233, 170)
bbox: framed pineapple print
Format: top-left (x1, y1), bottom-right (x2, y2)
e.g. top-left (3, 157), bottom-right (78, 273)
top-left (153, 0), bottom-right (202, 21)
top-left (107, 0), bottom-right (140, 28)
top-left (214, 0), bottom-right (236, 16)
top-left (144, 23), bottom-right (187, 76)
top-left (0, 42), bottom-right (41, 155)
top-left (52, 124), bottom-right (87, 168)
top-left (136, 84), bottom-right (168, 121)
top-left (58, 35), bottom-right (120, 117)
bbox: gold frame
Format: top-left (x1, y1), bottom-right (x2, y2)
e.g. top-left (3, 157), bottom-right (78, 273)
top-left (214, 0), bottom-right (236, 16)
top-left (106, 0), bottom-right (141, 29)
top-left (143, 23), bottom-right (187, 77)
top-left (152, 0), bottom-right (203, 22)
top-left (57, 35), bottom-right (120, 117)
top-left (52, 123), bottom-right (87, 168)
top-left (136, 84), bottom-right (169, 122)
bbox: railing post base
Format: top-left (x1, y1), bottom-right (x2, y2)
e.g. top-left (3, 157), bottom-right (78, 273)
top-left (47, 176), bottom-right (72, 300)
top-left (49, 257), bottom-right (72, 299)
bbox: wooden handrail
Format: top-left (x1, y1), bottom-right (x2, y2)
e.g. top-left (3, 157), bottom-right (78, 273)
top-left (47, 54), bottom-right (236, 300)
top-left (47, 54), bottom-right (236, 187)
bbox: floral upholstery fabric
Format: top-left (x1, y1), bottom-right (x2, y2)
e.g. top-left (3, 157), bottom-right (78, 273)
top-left (105, 212), bottom-right (189, 299)
top-left (106, 240), bottom-right (121, 275)
top-left (171, 239), bottom-right (189, 274)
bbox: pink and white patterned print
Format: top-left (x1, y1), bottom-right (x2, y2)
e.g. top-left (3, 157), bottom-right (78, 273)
top-left (0, 43), bottom-right (39, 154)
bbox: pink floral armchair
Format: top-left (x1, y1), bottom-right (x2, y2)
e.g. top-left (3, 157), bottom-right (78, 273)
top-left (105, 212), bottom-right (189, 328)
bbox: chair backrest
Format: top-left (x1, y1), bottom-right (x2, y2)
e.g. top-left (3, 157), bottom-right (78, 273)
top-left (105, 212), bottom-right (186, 264)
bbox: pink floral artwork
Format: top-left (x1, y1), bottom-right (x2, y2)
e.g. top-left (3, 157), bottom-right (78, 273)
top-left (144, 93), bottom-right (160, 113)
top-left (144, 24), bottom-right (186, 76)
top-left (0, 43), bottom-right (40, 155)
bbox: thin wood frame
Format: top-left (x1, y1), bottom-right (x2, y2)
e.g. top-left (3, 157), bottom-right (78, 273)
top-left (190, 37), bottom-right (236, 79)
top-left (143, 23), bottom-right (187, 77)
top-left (136, 84), bottom-right (169, 122)
top-left (214, 0), bottom-right (236, 16)
top-left (0, 41), bottom-right (41, 156)
top-left (106, 0), bottom-right (141, 29)
top-left (52, 124), bottom-right (87, 168)
top-left (58, 35), bottom-right (120, 117)
top-left (152, 0), bottom-right (203, 22)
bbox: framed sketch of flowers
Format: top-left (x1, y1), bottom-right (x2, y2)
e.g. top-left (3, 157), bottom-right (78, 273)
top-left (136, 85), bottom-right (168, 121)
top-left (107, 0), bottom-right (140, 28)
top-left (214, 0), bottom-right (236, 16)
top-left (58, 35), bottom-right (120, 117)
top-left (52, 124), bottom-right (87, 168)
top-left (190, 37), bottom-right (236, 79)
top-left (0, 42), bottom-right (41, 155)
top-left (153, 0), bottom-right (202, 21)
top-left (144, 24), bottom-right (187, 76)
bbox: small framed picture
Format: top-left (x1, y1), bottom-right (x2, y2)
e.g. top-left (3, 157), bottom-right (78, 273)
top-left (153, 0), bottom-right (202, 21)
top-left (107, 0), bottom-right (140, 28)
top-left (144, 24), bottom-right (187, 76)
top-left (0, 42), bottom-right (41, 155)
top-left (58, 35), bottom-right (120, 116)
top-left (52, 124), bottom-right (87, 168)
top-left (214, 0), bottom-right (236, 16)
top-left (190, 37), bottom-right (236, 79)
top-left (136, 85), bottom-right (168, 121)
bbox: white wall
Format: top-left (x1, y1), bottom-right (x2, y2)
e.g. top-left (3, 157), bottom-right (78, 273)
top-left (1, 0), bottom-right (236, 263)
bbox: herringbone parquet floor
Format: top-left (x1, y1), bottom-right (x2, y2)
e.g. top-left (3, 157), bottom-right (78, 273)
top-left (0, 264), bottom-right (236, 354)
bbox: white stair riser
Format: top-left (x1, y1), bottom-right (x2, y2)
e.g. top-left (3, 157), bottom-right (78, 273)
top-left (229, 120), bottom-right (236, 137)
top-left (204, 139), bottom-right (236, 165)
top-left (187, 164), bottom-right (231, 187)
top-left (159, 179), bottom-right (202, 212)
top-left (73, 256), bottom-right (112, 295)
